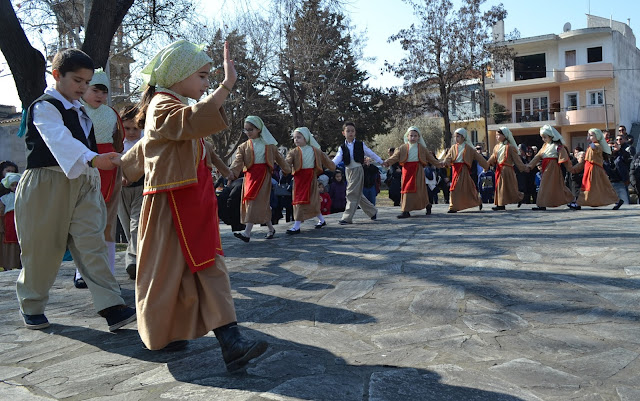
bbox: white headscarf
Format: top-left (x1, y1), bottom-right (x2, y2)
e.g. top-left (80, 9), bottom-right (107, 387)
top-left (588, 128), bottom-right (611, 155)
top-left (454, 128), bottom-right (475, 148)
top-left (540, 125), bottom-right (566, 145)
top-left (89, 68), bottom-right (110, 90)
top-left (141, 40), bottom-right (212, 89)
top-left (1, 172), bottom-right (21, 188)
top-left (404, 126), bottom-right (427, 146)
top-left (293, 127), bottom-right (321, 149)
top-left (498, 126), bottom-right (520, 154)
top-left (245, 116), bottom-right (277, 145)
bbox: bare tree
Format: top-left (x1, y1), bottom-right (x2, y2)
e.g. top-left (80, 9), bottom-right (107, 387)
top-left (386, 0), bottom-right (513, 148)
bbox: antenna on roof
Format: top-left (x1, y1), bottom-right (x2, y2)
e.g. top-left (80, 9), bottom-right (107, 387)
top-left (563, 22), bottom-right (572, 32)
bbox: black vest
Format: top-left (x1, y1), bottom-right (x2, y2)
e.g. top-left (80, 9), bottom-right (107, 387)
top-left (25, 94), bottom-right (97, 169)
top-left (341, 140), bottom-right (364, 165)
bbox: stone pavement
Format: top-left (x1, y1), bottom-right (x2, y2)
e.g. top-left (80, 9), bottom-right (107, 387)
top-left (1, 204), bottom-right (639, 401)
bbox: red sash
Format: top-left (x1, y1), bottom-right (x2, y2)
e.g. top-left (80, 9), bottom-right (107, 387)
top-left (541, 157), bottom-right (555, 174)
top-left (97, 143), bottom-right (118, 202)
top-left (292, 168), bottom-right (314, 205)
top-left (168, 151), bottom-right (223, 273)
top-left (243, 163), bottom-right (268, 201)
top-left (450, 162), bottom-right (466, 191)
top-left (581, 160), bottom-right (594, 192)
top-left (3, 210), bottom-right (18, 243)
top-left (401, 161), bottom-right (419, 194)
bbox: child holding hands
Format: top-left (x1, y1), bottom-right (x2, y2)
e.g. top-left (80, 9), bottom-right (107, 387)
top-left (487, 127), bottom-right (528, 211)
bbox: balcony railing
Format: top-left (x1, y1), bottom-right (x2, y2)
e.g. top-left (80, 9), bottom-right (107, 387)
top-left (554, 63), bottom-right (614, 82)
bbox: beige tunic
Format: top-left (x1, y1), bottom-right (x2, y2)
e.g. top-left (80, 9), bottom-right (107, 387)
top-left (230, 141), bottom-right (290, 224)
top-left (121, 93), bottom-right (236, 350)
top-left (385, 143), bottom-right (440, 213)
top-left (527, 143), bottom-right (574, 207)
top-left (487, 143), bottom-right (526, 206)
top-left (443, 143), bottom-right (490, 211)
top-left (286, 146), bottom-right (336, 221)
top-left (573, 144), bottom-right (619, 207)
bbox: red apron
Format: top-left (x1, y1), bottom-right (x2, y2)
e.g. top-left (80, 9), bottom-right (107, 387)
top-left (97, 143), bottom-right (118, 202)
top-left (401, 161), bottom-right (419, 194)
top-left (541, 157), bottom-right (555, 174)
top-left (3, 210), bottom-right (18, 243)
top-left (168, 147), bottom-right (223, 273)
top-left (292, 168), bottom-right (314, 205)
top-left (243, 163), bottom-right (268, 201)
top-left (450, 162), bottom-right (466, 192)
top-left (581, 160), bottom-right (594, 192)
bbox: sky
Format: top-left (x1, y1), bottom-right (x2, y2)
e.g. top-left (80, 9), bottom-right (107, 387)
top-left (1, 0), bottom-right (639, 110)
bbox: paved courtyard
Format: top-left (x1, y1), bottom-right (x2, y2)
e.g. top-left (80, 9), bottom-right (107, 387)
top-left (1, 204), bottom-right (639, 400)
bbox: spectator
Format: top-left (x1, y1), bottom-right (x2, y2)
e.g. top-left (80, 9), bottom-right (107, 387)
top-left (328, 169), bottom-right (347, 213)
top-left (319, 182), bottom-right (332, 215)
top-left (385, 147), bottom-right (402, 206)
top-left (606, 132), bottom-right (631, 207)
top-left (630, 151), bottom-right (640, 203)
top-left (0, 172), bottom-right (21, 270)
top-left (618, 125), bottom-right (635, 156)
top-left (569, 146), bottom-right (584, 201)
top-left (362, 157), bottom-right (380, 206)
top-left (478, 167), bottom-right (495, 203)
top-left (0, 161), bottom-right (18, 198)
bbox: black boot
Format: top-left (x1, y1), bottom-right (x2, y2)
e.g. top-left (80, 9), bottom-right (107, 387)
top-left (213, 322), bottom-right (268, 372)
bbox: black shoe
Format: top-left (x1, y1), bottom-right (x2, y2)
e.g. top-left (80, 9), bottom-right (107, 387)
top-left (265, 230), bottom-right (276, 239)
top-left (370, 213), bottom-right (377, 220)
top-left (286, 228), bottom-right (301, 235)
top-left (144, 340), bottom-right (189, 352)
top-left (517, 200), bottom-right (523, 208)
top-left (531, 207), bottom-right (546, 211)
top-left (492, 206), bottom-right (505, 211)
top-left (568, 202), bottom-right (581, 210)
top-left (479, 203), bottom-right (483, 211)
top-left (396, 211), bottom-right (410, 219)
top-left (613, 199), bottom-right (624, 210)
top-left (126, 264), bottom-right (136, 280)
top-left (233, 232), bottom-right (250, 242)
top-left (99, 305), bottom-right (137, 332)
top-left (214, 323), bottom-right (268, 372)
top-left (426, 204), bottom-right (432, 215)
top-left (447, 209), bottom-right (457, 213)
top-left (315, 221), bottom-right (326, 229)
top-left (21, 312), bottom-right (50, 330)
top-left (74, 276), bottom-right (88, 289)
top-left (338, 220), bottom-right (352, 225)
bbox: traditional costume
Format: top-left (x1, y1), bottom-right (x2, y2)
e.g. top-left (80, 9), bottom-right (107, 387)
top-left (384, 126), bottom-right (440, 217)
top-left (442, 128), bottom-right (489, 212)
top-left (488, 127), bottom-right (526, 209)
top-left (285, 127), bottom-right (335, 232)
top-left (0, 172), bottom-right (21, 270)
top-left (526, 125), bottom-right (574, 209)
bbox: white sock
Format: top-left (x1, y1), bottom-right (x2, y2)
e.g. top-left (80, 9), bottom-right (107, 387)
top-left (107, 241), bottom-right (116, 276)
top-left (292, 221), bottom-right (301, 230)
top-left (244, 223), bottom-right (254, 237)
top-left (267, 221), bottom-right (274, 232)
top-left (317, 214), bottom-right (325, 223)
top-left (75, 269), bottom-right (82, 280)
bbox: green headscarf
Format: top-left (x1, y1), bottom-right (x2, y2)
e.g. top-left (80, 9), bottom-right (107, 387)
top-left (455, 128), bottom-right (475, 148)
top-left (141, 40), bottom-right (212, 89)
top-left (293, 127), bottom-right (321, 149)
top-left (588, 128), bottom-right (611, 154)
top-left (404, 126), bottom-right (427, 146)
top-left (245, 116), bottom-right (277, 145)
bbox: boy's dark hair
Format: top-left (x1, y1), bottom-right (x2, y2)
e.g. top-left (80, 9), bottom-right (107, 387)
top-left (92, 84), bottom-right (109, 93)
top-left (342, 121), bottom-right (356, 131)
top-left (52, 49), bottom-right (94, 76)
top-left (0, 160), bottom-right (19, 176)
top-left (120, 105), bottom-right (139, 121)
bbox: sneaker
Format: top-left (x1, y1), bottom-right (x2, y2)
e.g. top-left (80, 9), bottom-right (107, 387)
top-left (21, 312), bottom-right (50, 330)
top-left (338, 220), bottom-right (352, 225)
top-left (233, 232), bottom-right (250, 243)
top-left (100, 305), bottom-right (137, 332)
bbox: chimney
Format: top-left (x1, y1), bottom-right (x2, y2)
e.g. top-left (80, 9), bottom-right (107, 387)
top-left (492, 19), bottom-right (505, 42)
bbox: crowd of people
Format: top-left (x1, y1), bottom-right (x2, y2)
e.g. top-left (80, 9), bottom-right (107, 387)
top-left (1, 38), bottom-right (637, 374)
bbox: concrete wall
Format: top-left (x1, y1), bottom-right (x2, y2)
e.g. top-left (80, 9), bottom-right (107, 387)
top-left (0, 123), bottom-right (26, 171)
top-left (612, 30), bottom-right (640, 131)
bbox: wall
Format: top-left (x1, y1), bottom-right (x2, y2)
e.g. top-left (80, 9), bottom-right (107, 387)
top-left (0, 123), bottom-right (26, 171)
top-left (612, 30), bottom-right (640, 130)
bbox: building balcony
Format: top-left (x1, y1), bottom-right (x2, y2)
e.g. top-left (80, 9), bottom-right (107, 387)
top-left (555, 104), bottom-right (615, 126)
top-left (488, 116), bottom-right (557, 131)
top-left (553, 63), bottom-right (614, 83)
top-left (486, 76), bottom-right (556, 92)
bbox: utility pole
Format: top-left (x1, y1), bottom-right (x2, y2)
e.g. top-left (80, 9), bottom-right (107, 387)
top-left (482, 63), bottom-right (490, 150)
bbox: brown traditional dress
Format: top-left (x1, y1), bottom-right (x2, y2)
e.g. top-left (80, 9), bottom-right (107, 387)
top-left (527, 143), bottom-right (574, 208)
top-left (230, 141), bottom-right (290, 224)
top-left (488, 142), bottom-right (526, 206)
top-left (572, 144), bottom-right (619, 207)
top-left (286, 146), bottom-right (335, 221)
top-left (443, 143), bottom-right (490, 211)
top-left (385, 143), bottom-right (440, 213)
top-left (121, 92), bottom-right (236, 350)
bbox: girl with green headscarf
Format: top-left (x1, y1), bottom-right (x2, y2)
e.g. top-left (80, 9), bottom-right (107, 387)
top-left (230, 116), bottom-right (291, 241)
top-left (284, 127), bottom-right (336, 234)
top-left (486, 127), bottom-right (528, 211)
top-left (383, 126), bottom-right (441, 218)
top-left (525, 125), bottom-right (575, 210)
top-left (567, 128), bottom-right (622, 209)
top-left (121, 41), bottom-right (267, 370)
top-left (441, 128), bottom-right (490, 213)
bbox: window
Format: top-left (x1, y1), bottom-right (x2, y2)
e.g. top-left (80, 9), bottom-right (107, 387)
top-left (514, 53), bottom-right (546, 81)
top-left (514, 94), bottom-right (549, 122)
top-left (587, 46), bottom-right (603, 63)
top-left (586, 90), bottom-right (604, 106)
top-left (565, 92), bottom-right (579, 111)
top-left (471, 129), bottom-right (478, 144)
top-left (565, 50), bottom-right (576, 67)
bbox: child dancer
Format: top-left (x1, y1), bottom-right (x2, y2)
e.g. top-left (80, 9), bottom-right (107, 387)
top-left (75, 69), bottom-right (124, 288)
top-left (570, 128), bottom-right (622, 210)
top-left (525, 125), bottom-right (574, 210)
top-left (285, 127), bottom-right (336, 234)
top-left (230, 116), bottom-right (291, 242)
top-left (121, 40), bottom-right (267, 370)
top-left (442, 128), bottom-right (489, 213)
top-left (487, 127), bottom-right (528, 211)
top-left (0, 172), bottom-right (21, 270)
top-left (383, 126), bottom-right (441, 218)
